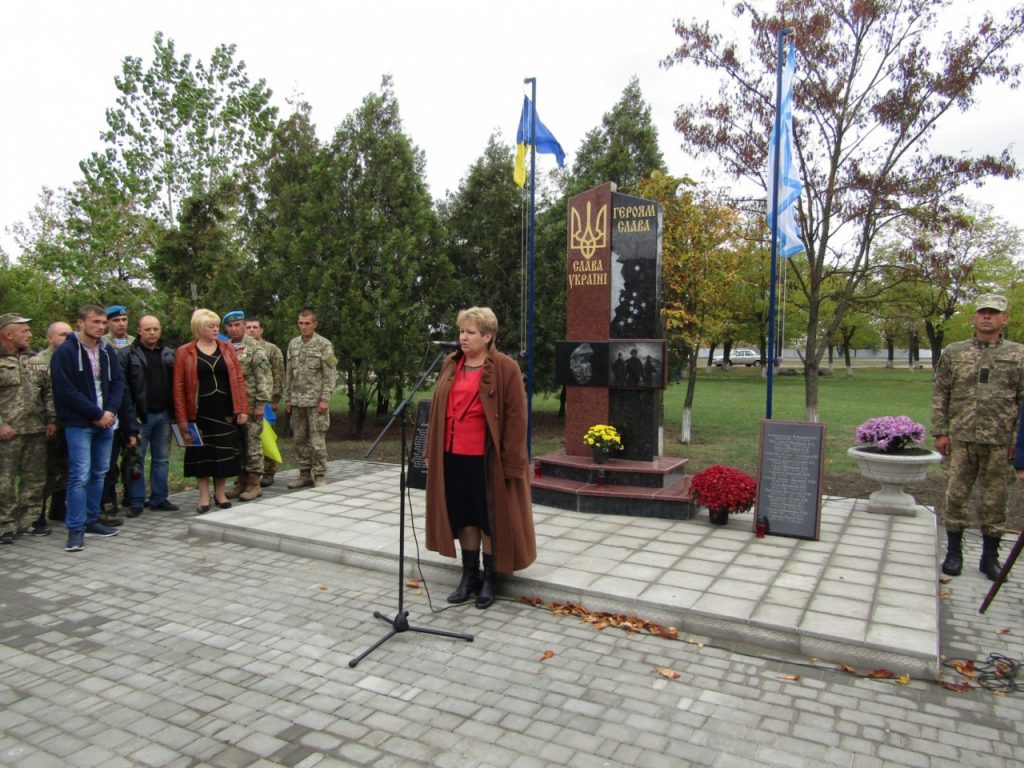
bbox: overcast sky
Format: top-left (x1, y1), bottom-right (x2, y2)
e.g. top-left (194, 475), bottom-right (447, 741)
top-left (2, 0), bottom-right (1021, 257)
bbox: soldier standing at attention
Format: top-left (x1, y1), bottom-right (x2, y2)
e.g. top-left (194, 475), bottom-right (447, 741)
top-left (245, 316), bottom-right (286, 487)
top-left (222, 311), bottom-right (273, 501)
top-left (0, 314), bottom-right (56, 544)
top-left (284, 309), bottom-right (337, 488)
top-left (932, 294), bottom-right (1024, 581)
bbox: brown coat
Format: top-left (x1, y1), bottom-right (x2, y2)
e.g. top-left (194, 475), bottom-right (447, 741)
top-left (425, 347), bottom-right (536, 574)
top-left (173, 340), bottom-right (248, 431)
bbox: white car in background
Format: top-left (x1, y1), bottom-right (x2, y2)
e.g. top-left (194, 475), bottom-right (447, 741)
top-left (712, 349), bottom-right (762, 367)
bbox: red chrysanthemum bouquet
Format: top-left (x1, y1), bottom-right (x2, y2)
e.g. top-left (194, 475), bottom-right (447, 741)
top-left (689, 465), bottom-right (758, 514)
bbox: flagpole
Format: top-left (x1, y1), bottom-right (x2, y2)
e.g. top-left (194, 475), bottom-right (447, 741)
top-left (524, 77), bottom-right (537, 456)
top-left (766, 28), bottom-right (793, 420)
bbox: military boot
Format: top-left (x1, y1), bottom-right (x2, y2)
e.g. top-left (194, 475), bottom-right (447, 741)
top-left (260, 473), bottom-right (275, 488)
top-left (313, 474), bottom-right (326, 487)
top-left (238, 473), bottom-right (263, 501)
top-left (224, 475), bottom-right (245, 499)
top-left (980, 534), bottom-right (1003, 581)
top-left (941, 529), bottom-right (963, 576)
top-left (287, 470), bottom-right (313, 489)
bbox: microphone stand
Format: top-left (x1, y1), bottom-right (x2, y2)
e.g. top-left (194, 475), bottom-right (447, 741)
top-left (349, 347), bottom-right (473, 667)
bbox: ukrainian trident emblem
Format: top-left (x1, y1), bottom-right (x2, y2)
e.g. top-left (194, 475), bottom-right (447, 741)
top-left (570, 201), bottom-right (608, 260)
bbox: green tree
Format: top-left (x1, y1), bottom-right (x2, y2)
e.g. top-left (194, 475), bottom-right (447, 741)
top-left (569, 76), bottom-right (666, 196)
top-left (664, 0), bottom-right (1023, 420)
top-left (83, 31), bottom-right (278, 226)
top-left (0, 262), bottom-right (61, 347)
top-left (242, 101), bottom-right (327, 344)
top-left (15, 183), bottom-right (158, 315)
top-left (151, 180), bottom-right (247, 342)
top-left (640, 172), bottom-right (742, 443)
top-left (878, 204), bottom-right (1022, 366)
top-left (315, 77), bottom-right (446, 436)
top-left (438, 135), bottom-right (525, 349)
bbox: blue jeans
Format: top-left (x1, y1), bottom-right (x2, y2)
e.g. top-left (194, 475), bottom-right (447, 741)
top-left (129, 410), bottom-right (172, 507)
top-left (65, 426), bottom-right (115, 533)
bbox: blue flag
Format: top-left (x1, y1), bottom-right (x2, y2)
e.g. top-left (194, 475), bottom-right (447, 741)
top-left (514, 96), bottom-right (566, 187)
top-left (767, 41), bottom-right (803, 258)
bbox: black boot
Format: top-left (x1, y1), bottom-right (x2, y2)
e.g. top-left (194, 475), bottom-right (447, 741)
top-left (941, 529), bottom-right (963, 576)
top-left (476, 552), bottom-right (496, 609)
top-left (447, 548), bottom-right (481, 604)
top-left (980, 534), bottom-right (1003, 581)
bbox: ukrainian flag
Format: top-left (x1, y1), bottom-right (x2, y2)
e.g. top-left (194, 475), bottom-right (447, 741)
top-left (514, 96), bottom-right (566, 187)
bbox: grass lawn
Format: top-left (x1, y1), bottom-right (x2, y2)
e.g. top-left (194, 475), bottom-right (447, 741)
top-left (530, 363), bottom-right (935, 476)
top-left (160, 364), bottom-right (935, 493)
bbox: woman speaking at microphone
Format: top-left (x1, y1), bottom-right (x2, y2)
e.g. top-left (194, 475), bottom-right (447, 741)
top-left (424, 307), bottom-right (536, 608)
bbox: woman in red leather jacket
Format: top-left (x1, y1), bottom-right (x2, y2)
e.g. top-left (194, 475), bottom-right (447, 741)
top-left (173, 308), bottom-right (248, 513)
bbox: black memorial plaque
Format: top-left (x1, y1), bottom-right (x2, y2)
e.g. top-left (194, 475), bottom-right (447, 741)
top-left (756, 420), bottom-right (825, 540)
top-left (407, 400), bottom-right (431, 490)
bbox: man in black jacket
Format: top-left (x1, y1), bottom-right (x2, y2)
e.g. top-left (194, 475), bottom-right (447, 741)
top-left (120, 315), bottom-right (179, 517)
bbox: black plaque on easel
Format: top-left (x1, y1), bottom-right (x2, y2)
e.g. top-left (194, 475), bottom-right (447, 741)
top-left (407, 401), bottom-right (431, 490)
top-left (756, 420), bottom-right (825, 540)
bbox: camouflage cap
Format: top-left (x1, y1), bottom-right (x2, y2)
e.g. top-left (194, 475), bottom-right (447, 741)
top-left (0, 313), bottom-right (31, 330)
top-left (975, 294), bottom-right (1008, 313)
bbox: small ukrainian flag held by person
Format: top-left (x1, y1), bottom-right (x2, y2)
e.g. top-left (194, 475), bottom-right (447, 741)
top-left (514, 95), bottom-right (566, 187)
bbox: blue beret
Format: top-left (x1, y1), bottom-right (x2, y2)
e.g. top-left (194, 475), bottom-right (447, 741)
top-left (106, 305), bottom-right (128, 319)
top-left (222, 310), bottom-right (246, 324)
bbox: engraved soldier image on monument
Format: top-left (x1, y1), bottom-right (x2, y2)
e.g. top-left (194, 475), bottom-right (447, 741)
top-left (534, 182), bottom-right (691, 518)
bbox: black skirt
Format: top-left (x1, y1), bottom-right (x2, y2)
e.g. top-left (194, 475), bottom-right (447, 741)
top-left (443, 452), bottom-right (490, 536)
top-left (183, 349), bottom-right (241, 479)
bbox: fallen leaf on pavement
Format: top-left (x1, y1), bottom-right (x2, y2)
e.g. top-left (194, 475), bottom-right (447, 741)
top-left (779, 674), bottom-right (800, 681)
top-left (656, 667), bottom-right (680, 679)
top-left (940, 680), bottom-right (971, 692)
top-left (949, 660), bottom-right (977, 678)
top-left (405, 578), bottom-right (422, 588)
top-left (995, 628), bottom-right (1011, 635)
top-left (539, 650), bottom-right (554, 661)
top-left (839, 664), bottom-right (856, 674)
top-left (896, 674), bottom-right (911, 685)
top-left (521, 598), bottom-right (680, 641)
top-left (868, 669), bottom-right (894, 679)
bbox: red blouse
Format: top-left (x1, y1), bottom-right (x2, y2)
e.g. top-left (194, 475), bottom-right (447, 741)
top-left (445, 363), bottom-right (485, 455)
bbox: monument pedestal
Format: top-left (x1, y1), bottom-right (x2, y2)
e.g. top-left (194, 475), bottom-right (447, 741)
top-left (531, 450), bottom-right (694, 519)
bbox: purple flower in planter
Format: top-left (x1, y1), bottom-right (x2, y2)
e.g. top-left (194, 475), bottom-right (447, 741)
top-left (855, 416), bottom-right (925, 453)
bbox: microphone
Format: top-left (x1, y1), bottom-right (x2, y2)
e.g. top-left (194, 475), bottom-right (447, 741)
top-left (431, 340), bottom-right (459, 349)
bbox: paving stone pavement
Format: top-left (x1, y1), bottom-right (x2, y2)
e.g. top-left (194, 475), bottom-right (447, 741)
top-left (1, 459), bottom-right (1023, 767)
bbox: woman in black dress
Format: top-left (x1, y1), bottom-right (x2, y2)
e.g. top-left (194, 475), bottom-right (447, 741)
top-left (173, 309), bottom-right (249, 512)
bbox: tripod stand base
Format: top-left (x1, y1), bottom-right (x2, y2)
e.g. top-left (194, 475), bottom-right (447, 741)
top-left (348, 609), bottom-right (474, 668)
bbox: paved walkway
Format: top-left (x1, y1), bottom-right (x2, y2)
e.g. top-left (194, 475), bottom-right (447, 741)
top-left (191, 463), bottom-right (943, 677)
top-left (1, 458), bottom-right (1022, 767)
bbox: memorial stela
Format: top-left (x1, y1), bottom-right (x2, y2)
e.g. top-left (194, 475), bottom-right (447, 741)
top-left (559, 182), bottom-right (665, 461)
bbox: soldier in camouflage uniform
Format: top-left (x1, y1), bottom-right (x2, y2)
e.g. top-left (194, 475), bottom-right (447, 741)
top-left (25, 321), bottom-right (73, 534)
top-left (0, 314), bottom-right (57, 544)
top-left (284, 309), bottom-right (337, 487)
top-left (246, 316), bottom-right (286, 487)
top-left (222, 311), bottom-right (273, 501)
top-left (931, 294), bottom-right (1024, 581)
top-left (100, 305), bottom-right (135, 525)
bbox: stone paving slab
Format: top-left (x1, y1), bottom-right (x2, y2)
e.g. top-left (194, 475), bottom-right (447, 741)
top-left (1, 458), bottom-right (1022, 768)
top-left (189, 462), bottom-right (941, 677)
